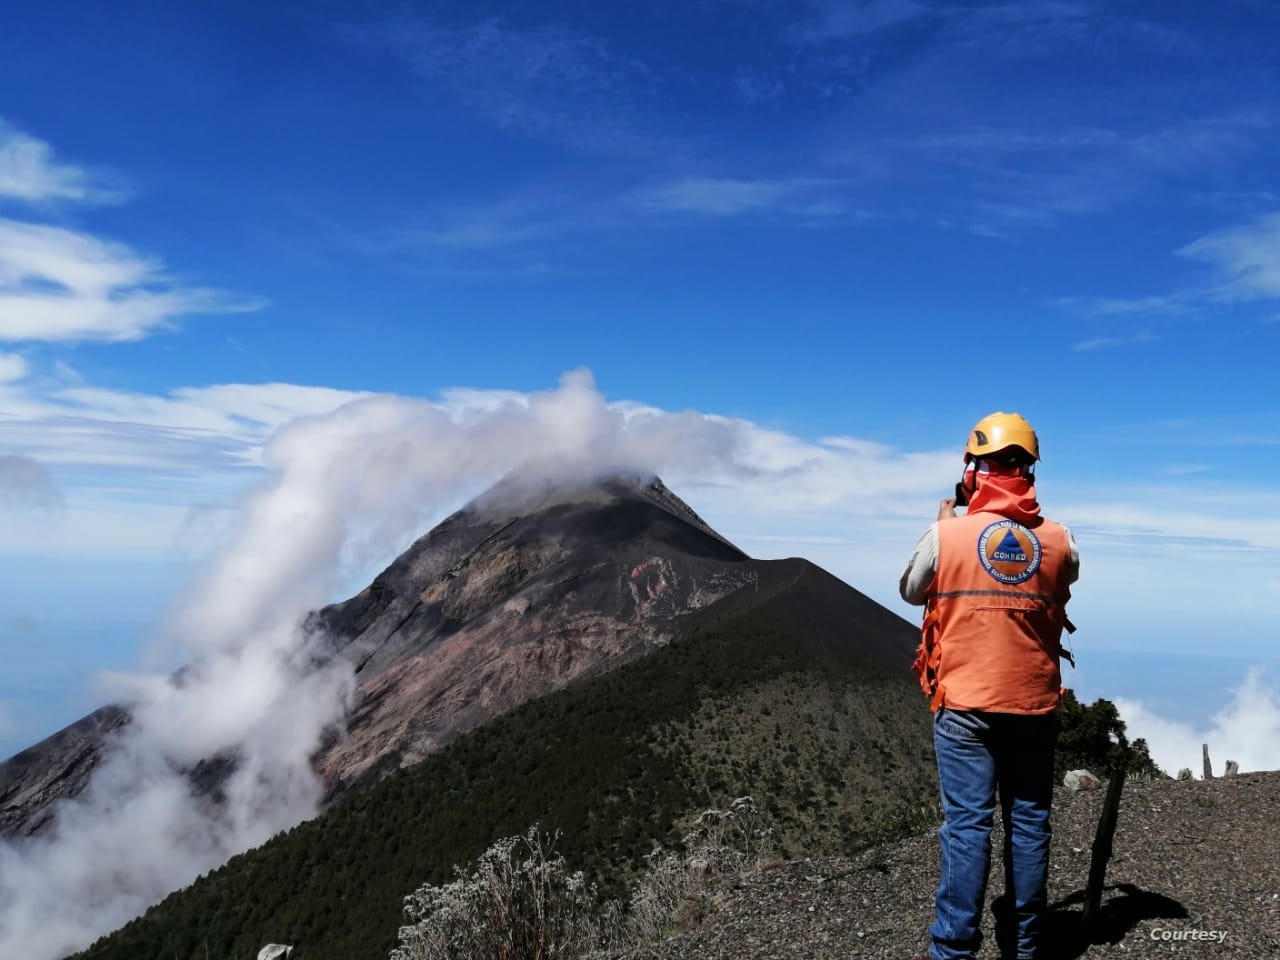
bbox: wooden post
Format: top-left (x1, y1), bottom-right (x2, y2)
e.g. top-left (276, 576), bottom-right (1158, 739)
top-left (1202, 743), bottom-right (1214, 779)
top-left (1082, 768), bottom-right (1125, 928)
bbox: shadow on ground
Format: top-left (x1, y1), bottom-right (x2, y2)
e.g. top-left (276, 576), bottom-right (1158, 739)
top-left (992, 884), bottom-right (1188, 959)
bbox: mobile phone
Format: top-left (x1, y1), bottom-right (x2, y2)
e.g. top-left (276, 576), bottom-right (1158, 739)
top-left (953, 480), bottom-right (969, 507)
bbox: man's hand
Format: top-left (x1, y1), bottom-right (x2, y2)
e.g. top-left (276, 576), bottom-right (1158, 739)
top-left (938, 497), bottom-right (958, 520)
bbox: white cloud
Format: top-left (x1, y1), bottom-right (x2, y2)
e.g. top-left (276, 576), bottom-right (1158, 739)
top-left (0, 368), bottom-right (955, 526)
top-left (0, 123), bottom-right (253, 344)
top-left (1058, 487), bottom-right (1280, 555)
top-left (1054, 208), bottom-right (1280, 339)
top-left (407, 220), bottom-right (546, 250)
top-left (1055, 487), bottom-right (1280, 633)
top-left (3, 362), bottom-right (1278, 608)
top-left (1071, 330), bottom-right (1158, 350)
top-left (0, 122), bottom-right (122, 204)
top-left (54, 382), bottom-right (370, 437)
top-left (1056, 292), bottom-right (1194, 318)
top-left (1179, 211), bottom-right (1280, 301)
top-left (0, 379), bottom-right (367, 482)
top-left (0, 351), bottom-right (26, 382)
top-left (637, 177), bottom-right (844, 218)
top-left (1117, 668), bottom-right (1280, 777)
top-left (0, 218), bottom-right (259, 344)
top-left (0, 377), bottom-right (372, 562)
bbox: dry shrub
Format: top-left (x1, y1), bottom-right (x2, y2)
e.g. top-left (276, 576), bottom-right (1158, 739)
top-left (621, 796), bottom-right (771, 945)
top-left (390, 827), bottom-right (598, 960)
top-left (388, 797), bottom-right (773, 959)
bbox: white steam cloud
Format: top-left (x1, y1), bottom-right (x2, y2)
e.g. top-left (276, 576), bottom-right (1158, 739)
top-left (0, 370), bottom-right (952, 959)
top-left (1117, 667), bottom-right (1280, 778)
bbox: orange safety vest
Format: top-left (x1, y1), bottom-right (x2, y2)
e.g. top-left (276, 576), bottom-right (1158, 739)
top-left (912, 510), bottom-right (1075, 715)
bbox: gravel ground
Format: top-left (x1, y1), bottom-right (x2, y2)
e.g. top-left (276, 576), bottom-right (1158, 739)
top-left (609, 771), bottom-right (1280, 960)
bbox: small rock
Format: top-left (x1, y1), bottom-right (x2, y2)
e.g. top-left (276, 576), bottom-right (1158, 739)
top-left (1064, 769), bottom-right (1101, 791)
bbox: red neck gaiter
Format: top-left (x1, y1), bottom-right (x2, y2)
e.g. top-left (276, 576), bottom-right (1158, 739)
top-left (965, 470), bottom-right (1042, 526)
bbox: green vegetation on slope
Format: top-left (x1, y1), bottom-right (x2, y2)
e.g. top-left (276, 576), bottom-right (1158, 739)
top-left (73, 611), bottom-right (933, 960)
top-left (658, 672), bottom-right (936, 859)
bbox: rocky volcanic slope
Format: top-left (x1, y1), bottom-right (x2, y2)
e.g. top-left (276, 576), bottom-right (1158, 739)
top-left (0, 706), bottom-right (127, 837)
top-left (310, 474), bottom-right (762, 799)
top-left (613, 771), bottom-right (1280, 960)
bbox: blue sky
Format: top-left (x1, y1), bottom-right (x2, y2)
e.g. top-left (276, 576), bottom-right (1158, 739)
top-left (2, 0), bottom-right (1280, 773)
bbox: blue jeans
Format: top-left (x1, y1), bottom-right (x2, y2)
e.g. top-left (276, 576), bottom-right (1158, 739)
top-left (930, 708), bottom-right (1058, 960)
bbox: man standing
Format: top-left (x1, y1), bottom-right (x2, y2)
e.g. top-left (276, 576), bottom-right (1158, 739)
top-left (900, 412), bottom-right (1079, 960)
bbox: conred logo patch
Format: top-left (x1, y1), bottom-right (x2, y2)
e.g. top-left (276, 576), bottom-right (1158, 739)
top-left (977, 520), bottom-right (1042, 584)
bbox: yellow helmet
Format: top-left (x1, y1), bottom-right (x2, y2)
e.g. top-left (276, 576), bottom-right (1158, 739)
top-left (965, 411), bottom-right (1039, 462)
